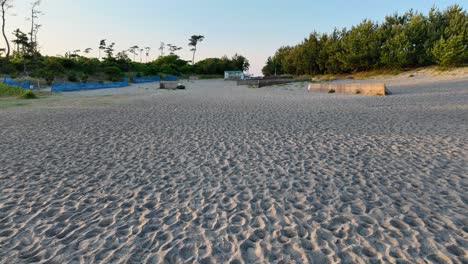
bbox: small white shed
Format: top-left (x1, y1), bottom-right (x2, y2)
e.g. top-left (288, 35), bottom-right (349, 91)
top-left (224, 71), bottom-right (244, 80)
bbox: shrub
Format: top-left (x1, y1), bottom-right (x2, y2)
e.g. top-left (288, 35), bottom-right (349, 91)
top-left (80, 73), bottom-right (89, 82)
top-left (432, 35), bottom-right (468, 67)
top-left (20, 91), bottom-right (38, 99)
top-left (45, 60), bottom-right (65, 75)
top-left (67, 72), bottom-right (78, 82)
top-left (44, 72), bottom-right (55, 85)
top-left (0, 83), bottom-right (27, 97)
top-left (104, 66), bottom-right (124, 82)
top-left (0, 58), bottom-right (17, 74)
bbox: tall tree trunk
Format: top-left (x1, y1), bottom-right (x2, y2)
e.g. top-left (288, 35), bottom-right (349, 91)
top-left (192, 47), bottom-right (196, 65)
top-left (30, 10), bottom-right (34, 53)
top-left (1, 4), bottom-right (10, 59)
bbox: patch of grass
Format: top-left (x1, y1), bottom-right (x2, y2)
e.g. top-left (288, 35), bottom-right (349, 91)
top-left (313, 74), bottom-right (338, 82)
top-left (352, 68), bottom-right (403, 79)
top-left (434, 65), bottom-right (458, 72)
top-left (313, 68), bottom-right (406, 81)
top-left (328, 89), bottom-right (336, 93)
top-left (1, 83), bottom-right (54, 103)
top-left (0, 83), bottom-right (29, 97)
top-left (20, 91), bottom-right (38, 99)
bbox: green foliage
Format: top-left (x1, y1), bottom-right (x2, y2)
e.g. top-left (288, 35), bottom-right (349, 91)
top-left (1, 36), bottom-right (250, 82)
top-left (340, 21), bottom-right (381, 72)
top-left (230, 54), bottom-right (250, 71)
top-left (194, 58), bottom-right (225, 75)
top-left (0, 83), bottom-right (28, 97)
top-left (67, 72), bottom-right (78, 82)
top-left (80, 73), bottom-right (89, 82)
top-left (147, 54), bottom-right (188, 75)
top-left (263, 5), bottom-right (467, 76)
top-left (20, 90), bottom-right (38, 99)
top-left (194, 54), bottom-right (249, 75)
top-left (432, 35), bottom-right (468, 66)
top-left (0, 58), bottom-right (17, 74)
top-left (44, 71), bottom-right (55, 85)
top-left (103, 66), bottom-right (124, 82)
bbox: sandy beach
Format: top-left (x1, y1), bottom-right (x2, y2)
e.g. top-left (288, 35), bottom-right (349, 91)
top-left (0, 73), bottom-right (467, 263)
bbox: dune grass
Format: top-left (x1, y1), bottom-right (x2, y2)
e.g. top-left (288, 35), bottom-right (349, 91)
top-left (20, 91), bottom-right (38, 99)
top-left (0, 83), bottom-right (53, 101)
top-left (0, 83), bottom-right (29, 97)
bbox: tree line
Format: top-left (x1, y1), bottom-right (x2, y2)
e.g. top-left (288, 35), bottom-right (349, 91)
top-left (262, 5), bottom-right (467, 76)
top-left (0, 0), bottom-right (250, 83)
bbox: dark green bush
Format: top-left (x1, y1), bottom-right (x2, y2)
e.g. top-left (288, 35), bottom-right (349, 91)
top-left (45, 60), bottom-right (65, 75)
top-left (20, 91), bottom-right (38, 99)
top-left (103, 66), bottom-right (124, 82)
top-left (80, 73), bottom-right (89, 82)
top-left (44, 72), bottom-right (55, 85)
top-left (0, 83), bottom-right (27, 97)
top-left (262, 5), bottom-right (468, 76)
top-left (0, 58), bottom-right (17, 75)
top-left (432, 35), bottom-right (468, 67)
top-left (67, 72), bottom-right (78, 82)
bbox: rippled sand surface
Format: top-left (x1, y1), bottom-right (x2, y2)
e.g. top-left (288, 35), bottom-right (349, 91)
top-left (0, 78), bottom-right (467, 263)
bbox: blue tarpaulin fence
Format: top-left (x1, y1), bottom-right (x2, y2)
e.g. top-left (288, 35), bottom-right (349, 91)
top-left (2, 77), bottom-right (31, 89)
top-left (51, 78), bottom-right (129, 92)
top-left (162, 75), bottom-right (177, 81)
top-left (132, 75), bottom-right (177, 83)
top-left (132, 76), bottom-right (161, 83)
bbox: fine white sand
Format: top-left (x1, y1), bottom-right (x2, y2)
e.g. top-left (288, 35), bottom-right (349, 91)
top-left (0, 72), bottom-right (467, 263)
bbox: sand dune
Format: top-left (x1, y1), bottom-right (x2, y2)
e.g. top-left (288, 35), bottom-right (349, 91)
top-left (0, 76), bottom-right (467, 263)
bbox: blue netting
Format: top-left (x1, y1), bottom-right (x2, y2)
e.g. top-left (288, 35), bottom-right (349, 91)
top-left (51, 78), bottom-right (129, 92)
top-left (2, 77), bottom-right (31, 89)
top-left (132, 76), bottom-right (161, 83)
top-left (162, 75), bottom-right (178, 81)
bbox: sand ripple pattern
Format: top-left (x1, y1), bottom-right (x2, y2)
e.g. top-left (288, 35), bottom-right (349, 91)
top-left (0, 79), bottom-right (467, 263)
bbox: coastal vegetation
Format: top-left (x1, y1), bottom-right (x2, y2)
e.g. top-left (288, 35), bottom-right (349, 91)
top-left (0, 82), bottom-right (50, 98)
top-left (263, 5), bottom-right (467, 76)
top-left (0, 1), bottom-right (250, 83)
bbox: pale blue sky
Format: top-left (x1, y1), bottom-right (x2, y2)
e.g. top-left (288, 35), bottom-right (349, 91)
top-left (3, 0), bottom-right (467, 74)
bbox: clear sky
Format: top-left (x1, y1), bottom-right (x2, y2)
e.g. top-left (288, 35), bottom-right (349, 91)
top-left (3, 0), bottom-right (467, 75)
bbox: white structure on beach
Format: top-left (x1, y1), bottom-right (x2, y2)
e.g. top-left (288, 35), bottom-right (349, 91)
top-left (224, 71), bottom-right (244, 80)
